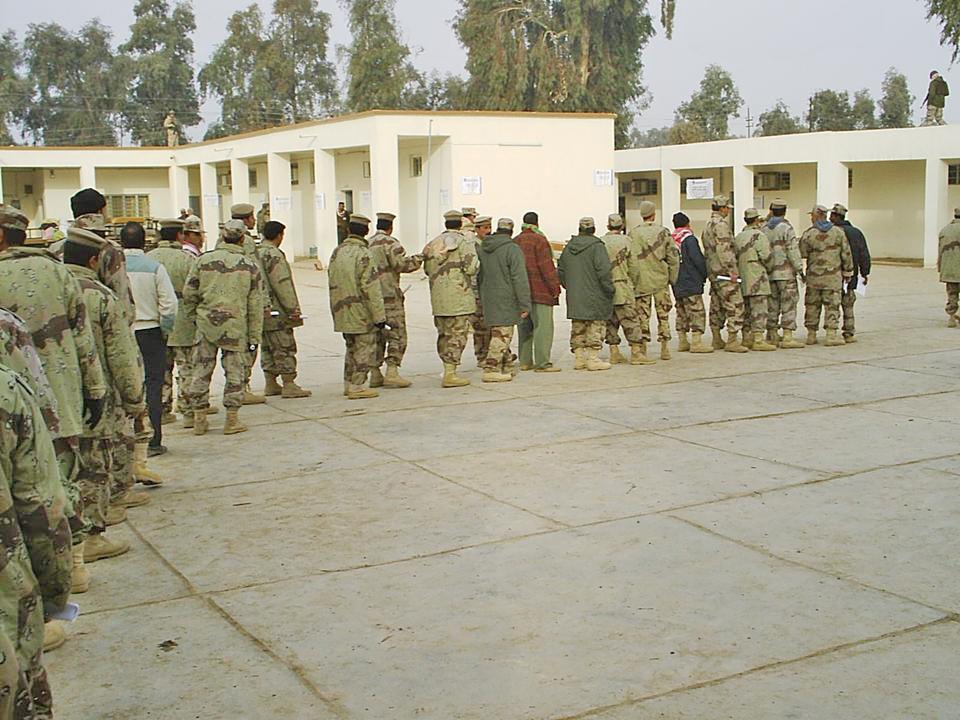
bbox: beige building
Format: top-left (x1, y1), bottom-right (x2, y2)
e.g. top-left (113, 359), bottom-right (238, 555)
top-left (616, 125), bottom-right (960, 267)
top-left (0, 110), bottom-right (617, 260)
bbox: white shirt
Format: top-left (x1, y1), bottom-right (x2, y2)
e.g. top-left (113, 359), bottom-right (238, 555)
top-left (124, 249), bottom-right (178, 333)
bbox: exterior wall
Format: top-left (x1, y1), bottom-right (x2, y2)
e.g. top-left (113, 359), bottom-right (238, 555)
top-left (334, 149), bottom-right (372, 214)
top-left (849, 161), bottom-right (925, 260)
top-left (40, 168), bottom-right (82, 227)
top-left (97, 167), bottom-right (172, 218)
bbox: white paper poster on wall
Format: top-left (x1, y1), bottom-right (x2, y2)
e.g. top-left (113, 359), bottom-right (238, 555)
top-left (360, 191), bottom-right (372, 210)
top-left (439, 189), bottom-right (451, 207)
top-left (461, 176), bottom-right (483, 195)
top-left (314, 192), bottom-right (326, 210)
top-left (272, 195), bottom-right (292, 211)
top-left (685, 178), bottom-right (715, 199)
top-left (594, 169), bottom-right (614, 187)
top-left (202, 194), bottom-right (220, 207)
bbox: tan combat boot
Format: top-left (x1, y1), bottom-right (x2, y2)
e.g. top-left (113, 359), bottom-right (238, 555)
top-left (84, 532), bottom-right (130, 563)
top-left (677, 333), bottom-right (691, 352)
top-left (482, 366), bottom-right (513, 382)
top-left (223, 408), bottom-right (248, 434)
top-left (608, 345), bottom-right (627, 364)
top-left (369, 367), bottom-right (385, 388)
top-left (241, 388), bottom-right (266, 405)
top-left (724, 333), bottom-right (748, 353)
top-left (711, 331), bottom-right (726, 350)
top-left (766, 329), bottom-right (781, 344)
top-left (133, 442), bottom-right (163, 487)
top-left (182, 411), bottom-right (195, 429)
top-left (742, 331), bottom-right (754, 350)
top-left (630, 342), bottom-right (656, 365)
top-left (193, 410), bottom-right (208, 435)
top-left (263, 376), bottom-right (282, 396)
top-left (71, 541), bottom-right (89, 593)
top-left (441, 363), bottom-right (470, 388)
top-left (105, 505), bottom-right (127, 526)
top-left (586, 348), bottom-right (611, 371)
top-left (752, 331), bottom-right (777, 351)
top-left (347, 384), bottom-right (380, 399)
top-left (281, 375), bottom-right (312, 398)
top-left (843, 333), bottom-right (857, 344)
top-left (949, 314), bottom-right (958, 328)
top-left (806, 329), bottom-right (818, 345)
top-left (689, 332), bottom-right (714, 353)
top-left (161, 411), bottom-right (177, 425)
top-left (43, 622), bottom-right (66, 653)
top-left (383, 364), bottom-right (412, 388)
top-left (660, 340), bottom-right (672, 360)
top-left (573, 348), bottom-right (587, 370)
top-left (205, 405), bottom-right (220, 415)
top-left (111, 489), bottom-right (151, 508)
top-left (824, 329), bottom-right (846, 346)
top-left (779, 329), bottom-right (805, 349)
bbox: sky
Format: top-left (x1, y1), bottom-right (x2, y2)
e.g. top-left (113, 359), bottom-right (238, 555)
top-left (3, 0), bottom-right (958, 140)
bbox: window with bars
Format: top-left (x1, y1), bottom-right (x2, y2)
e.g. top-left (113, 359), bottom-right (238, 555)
top-left (755, 172), bottom-right (791, 191)
top-left (948, 164), bottom-right (960, 185)
top-left (105, 194), bottom-right (151, 218)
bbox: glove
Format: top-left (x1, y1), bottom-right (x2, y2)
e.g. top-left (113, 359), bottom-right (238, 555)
top-left (83, 396), bottom-right (104, 429)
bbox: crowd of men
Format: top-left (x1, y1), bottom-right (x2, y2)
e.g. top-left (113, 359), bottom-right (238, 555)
top-left (328, 197), bottom-right (905, 397)
top-left (0, 189), bottom-right (310, 718)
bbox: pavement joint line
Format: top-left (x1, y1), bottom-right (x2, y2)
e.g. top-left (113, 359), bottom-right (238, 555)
top-left (122, 520), bottom-right (350, 718)
top-left (667, 515), bottom-right (958, 617)
top-left (549, 616), bottom-right (959, 720)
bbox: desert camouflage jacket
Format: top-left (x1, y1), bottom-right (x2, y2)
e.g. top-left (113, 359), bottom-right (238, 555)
top-left (938, 219), bottom-right (960, 283)
top-left (762, 218), bottom-right (803, 281)
top-left (65, 266), bottom-right (146, 438)
top-left (701, 212), bottom-right (739, 282)
top-left (181, 244), bottom-right (264, 350)
top-left (0, 309), bottom-right (60, 437)
top-left (328, 235), bottom-right (386, 334)
top-left (368, 231), bottom-right (423, 304)
top-left (628, 221), bottom-right (680, 296)
top-left (422, 230), bottom-right (479, 317)
top-left (258, 242), bottom-right (303, 332)
top-left (800, 225), bottom-right (854, 291)
top-left (733, 226), bottom-right (772, 297)
top-left (601, 232), bottom-right (639, 306)
top-left (0, 247), bottom-right (106, 439)
top-left (0, 365), bottom-right (72, 670)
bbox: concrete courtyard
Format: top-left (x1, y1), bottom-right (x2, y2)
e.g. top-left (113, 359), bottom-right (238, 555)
top-left (48, 262), bottom-right (960, 719)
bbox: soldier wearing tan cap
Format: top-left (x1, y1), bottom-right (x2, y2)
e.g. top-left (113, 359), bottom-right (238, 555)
top-left (228, 202), bottom-right (268, 404)
top-left (733, 209), bottom-right (777, 351)
top-left (938, 208), bottom-right (960, 327)
top-left (761, 199), bottom-right (805, 349)
top-left (800, 204), bottom-right (853, 346)
top-left (601, 212), bottom-right (645, 364)
top-left (422, 210), bottom-right (479, 387)
top-left (628, 200), bottom-right (679, 361)
top-left (460, 209), bottom-right (489, 367)
top-left (702, 194), bottom-right (747, 352)
top-left (367, 212), bottom-right (423, 389)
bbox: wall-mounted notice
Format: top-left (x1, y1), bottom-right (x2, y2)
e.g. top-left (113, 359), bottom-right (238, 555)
top-left (439, 189), bottom-right (451, 207)
top-left (272, 195), bottom-right (292, 211)
top-left (461, 176), bottom-right (483, 195)
top-left (360, 191), bottom-right (372, 210)
top-left (314, 192), bottom-right (326, 210)
top-left (685, 178), bottom-right (715, 199)
top-left (202, 194), bottom-right (220, 207)
top-left (594, 169), bottom-right (614, 187)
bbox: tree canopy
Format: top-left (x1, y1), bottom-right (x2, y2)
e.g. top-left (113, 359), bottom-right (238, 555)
top-left (756, 101), bottom-right (803, 137)
top-left (927, 0), bottom-right (960, 61)
top-left (674, 64), bottom-right (742, 141)
top-left (879, 68), bottom-right (914, 128)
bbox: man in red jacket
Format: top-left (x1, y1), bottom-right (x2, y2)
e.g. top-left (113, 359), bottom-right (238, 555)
top-left (514, 212), bottom-right (561, 372)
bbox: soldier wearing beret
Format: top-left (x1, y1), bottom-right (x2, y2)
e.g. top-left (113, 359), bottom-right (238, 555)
top-left (800, 205), bottom-right (853, 346)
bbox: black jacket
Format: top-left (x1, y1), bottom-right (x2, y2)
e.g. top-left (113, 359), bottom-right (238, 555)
top-left (836, 220), bottom-right (871, 289)
top-left (673, 233), bottom-right (708, 299)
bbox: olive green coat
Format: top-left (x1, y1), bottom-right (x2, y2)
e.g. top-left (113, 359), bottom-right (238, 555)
top-left (938, 219), bottom-right (960, 283)
top-left (328, 235), bottom-right (386, 334)
top-left (181, 244), bottom-right (264, 350)
top-left (258, 242), bottom-right (304, 332)
top-left (733, 226), bottom-right (772, 297)
top-left (148, 242), bottom-right (198, 347)
top-left (628, 221), bottom-right (679, 296)
top-left (422, 230), bottom-right (480, 317)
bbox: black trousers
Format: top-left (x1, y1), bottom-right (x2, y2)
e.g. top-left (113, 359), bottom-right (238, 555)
top-left (136, 327), bottom-right (166, 447)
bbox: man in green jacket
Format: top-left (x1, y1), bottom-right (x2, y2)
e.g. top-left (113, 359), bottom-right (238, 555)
top-left (328, 214), bottom-right (386, 400)
top-left (558, 217), bottom-right (615, 371)
top-left (628, 201), bottom-right (680, 362)
top-left (423, 210), bottom-right (479, 387)
top-left (182, 220), bottom-right (264, 433)
top-left (938, 208), bottom-right (960, 327)
top-left (923, 70), bottom-right (949, 126)
top-left (733, 209), bottom-right (777, 351)
top-left (478, 218), bottom-right (531, 383)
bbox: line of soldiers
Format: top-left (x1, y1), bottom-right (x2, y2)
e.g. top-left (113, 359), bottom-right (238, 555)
top-left (328, 198), bottom-right (878, 397)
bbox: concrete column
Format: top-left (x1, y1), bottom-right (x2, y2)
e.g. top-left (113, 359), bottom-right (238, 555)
top-left (199, 162), bottom-right (220, 251)
top-left (816, 159), bottom-right (848, 210)
top-left (660, 168), bottom-right (681, 229)
top-left (79, 164), bottom-right (97, 190)
top-left (313, 148), bottom-right (337, 265)
top-left (169, 165), bottom-right (190, 217)
top-left (266, 153), bottom-right (294, 257)
top-left (369, 133), bottom-right (400, 222)
top-left (732, 165), bottom-right (754, 225)
top-left (230, 157), bottom-right (250, 206)
top-left (924, 158), bottom-right (949, 268)
top-left (0, 169), bottom-right (4, 203)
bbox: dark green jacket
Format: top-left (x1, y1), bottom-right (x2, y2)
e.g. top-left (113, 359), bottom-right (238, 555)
top-left (557, 234), bottom-right (614, 321)
top-left (478, 233), bottom-right (532, 327)
top-left (927, 77), bottom-right (950, 108)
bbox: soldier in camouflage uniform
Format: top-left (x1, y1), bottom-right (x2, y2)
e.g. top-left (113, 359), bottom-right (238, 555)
top-left (64, 227), bottom-right (147, 581)
top-left (228, 203), bottom-right (268, 405)
top-left (423, 210), bottom-right (480, 387)
top-left (761, 199), bottom-right (805, 349)
top-left (628, 201), bottom-right (680, 361)
top-left (939, 208), bottom-right (960, 326)
top-left (258, 221), bottom-right (311, 399)
top-left (702, 195), bottom-right (747, 353)
top-left (367, 212), bottom-right (423, 389)
top-left (0, 363), bottom-right (73, 719)
top-left (0, 309), bottom-right (60, 435)
top-left (601, 214), bottom-right (646, 365)
top-left (172, 216), bottom-right (211, 430)
top-left (733, 209), bottom-right (777, 351)
top-left (182, 220), bottom-right (264, 434)
top-left (800, 205), bottom-right (854, 346)
top-left (328, 214), bottom-right (386, 400)
top-left (461, 208), bottom-right (491, 368)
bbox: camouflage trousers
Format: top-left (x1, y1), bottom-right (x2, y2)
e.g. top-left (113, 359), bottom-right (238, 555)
top-left (78, 437), bottom-right (112, 533)
top-left (471, 310), bottom-right (491, 366)
top-left (162, 350), bottom-right (175, 414)
top-left (923, 106), bottom-right (945, 126)
top-left (53, 436), bottom-right (82, 539)
top-left (435, 315), bottom-right (472, 365)
top-left (804, 288), bottom-right (842, 331)
top-left (484, 326), bottom-right (516, 370)
top-left (675, 295), bottom-right (706, 334)
top-left (709, 280), bottom-right (745, 335)
top-left (242, 346), bottom-right (259, 386)
top-left (374, 299), bottom-right (408, 368)
top-left (172, 347), bottom-right (196, 412)
top-left (743, 295), bottom-right (769, 334)
top-left (636, 290), bottom-right (673, 342)
top-left (343, 331), bottom-right (378, 386)
top-left (113, 422), bottom-right (135, 497)
top-left (191, 338), bottom-right (247, 409)
top-left (570, 319), bottom-right (604, 351)
top-left (767, 279), bottom-right (800, 332)
top-left (946, 282), bottom-right (960, 316)
top-left (841, 289), bottom-right (857, 338)
top-left (0, 604), bottom-right (52, 720)
top-left (262, 329), bottom-right (298, 378)
top-left (606, 301), bottom-right (644, 345)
